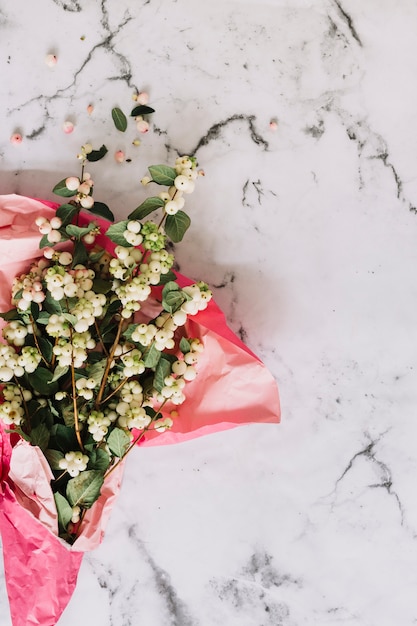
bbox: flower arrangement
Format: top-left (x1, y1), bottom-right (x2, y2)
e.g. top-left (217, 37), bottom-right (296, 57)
top-left (0, 100), bottom-right (215, 543)
top-left (0, 96), bottom-right (280, 626)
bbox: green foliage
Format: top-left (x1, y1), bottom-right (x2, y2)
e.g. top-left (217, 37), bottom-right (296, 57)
top-left (86, 145), bottom-right (108, 162)
top-left (66, 470), bottom-right (105, 509)
top-left (162, 281), bottom-right (185, 313)
top-left (106, 220), bottom-right (130, 246)
top-left (29, 423), bottom-right (50, 451)
top-left (89, 201), bottom-right (114, 222)
top-left (128, 196), bottom-right (165, 220)
top-left (148, 164), bottom-right (177, 186)
top-left (112, 107), bottom-right (128, 132)
top-left (27, 367), bottom-right (58, 396)
top-left (54, 492), bottom-right (74, 531)
top-left (56, 203), bottom-right (79, 226)
top-left (107, 428), bottom-right (131, 458)
top-left (131, 105), bottom-right (155, 117)
top-left (53, 179), bottom-right (77, 197)
top-left (45, 449), bottom-right (65, 470)
top-left (165, 211), bottom-right (191, 242)
top-left (180, 337), bottom-right (191, 354)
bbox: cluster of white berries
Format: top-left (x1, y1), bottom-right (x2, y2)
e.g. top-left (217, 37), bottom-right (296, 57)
top-left (53, 331), bottom-right (96, 368)
top-left (86, 410), bottom-right (113, 442)
top-left (162, 156), bottom-right (199, 216)
top-left (0, 345), bottom-right (42, 382)
top-left (75, 377), bottom-right (96, 400)
top-left (58, 451), bottom-right (89, 477)
top-left (116, 400), bottom-right (151, 431)
top-left (67, 149), bottom-right (95, 210)
top-left (181, 283), bottom-right (212, 315)
top-left (11, 259), bottom-right (48, 310)
top-left (123, 220), bottom-right (143, 246)
top-left (0, 384), bottom-right (32, 426)
top-left (35, 215), bottom-right (63, 244)
top-left (2, 320), bottom-right (30, 346)
top-left (155, 338), bottom-right (204, 406)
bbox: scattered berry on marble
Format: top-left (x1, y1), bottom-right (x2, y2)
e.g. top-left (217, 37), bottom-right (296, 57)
top-left (63, 121), bottom-right (75, 134)
top-left (10, 133), bottom-right (23, 145)
top-left (45, 54), bottom-right (58, 67)
top-left (114, 150), bottom-right (125, 163)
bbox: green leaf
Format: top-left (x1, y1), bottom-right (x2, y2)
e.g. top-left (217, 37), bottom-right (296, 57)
top-left (49, 364), bottom-right (69, 383)
top-left (148, 165), bottom-right (177, 186)
top-left (0, 309), bottom-right (20, 321)
top-left (45, 449), bottom-right (65, 470)
top-left (54, 492), bottom-right (73, 531)
top-left (165, 211), bottom-right (191, 243)
top-left (29, 423), bottom-right (50, 451)
top-left (35, 312), bottom-right (50, 326)
top-left (180, 337), bottom-right (191, 354)
top-left (107, 428), bottom-right (131, 458)
top-left (162, 281), bottom-right (184, 313)
top-left (86, 358), bottom-right (107, 386)
top-left (53, 179), bottom-right (78, 198)
top-left (44, 292), bottom-right (63, 315)
top-left (88, 448), bottom-right (111, 471)
top-left (56, 203), bottom-right (79, 227)
top-left (38, 337), bottom-right (53, 363)
top-left (154, 355), bottom-right (173, 393)
top-left (128, 196), bottom-right (165, 220)
top-left (92, 278), bottom-right (112, 294)
top-left (72, 240), bottom-right (88, 266)
top-left (158, 270), bottom-right (177, 285)
top-left (66, 470), bottom-right (104, 509)
top-left (112, 107), bottom-right (128, 132)
top-left (39, 234), bottom-right (51, 249)
top-left (105, 221), bottom-right (130, 246)
top-left (143, 342), bottom-right (161, 368)
top-left (86, 145), bottom-right (108, 162)
top-left (27, 367), bottom-right (58, 396)
top-left (66, 222), bottom-right (96, 240)
top-left (51, 424), bottom-right (79, 452)
top-left (89, 201), bottom-right (114, 222)
top-left (61, 404), bottom-right (75, 428)
top-left (131, 105), bottom-right (155, 117)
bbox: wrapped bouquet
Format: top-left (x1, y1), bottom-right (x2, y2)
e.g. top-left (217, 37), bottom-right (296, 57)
top-left (0, 101), bottom-right (280, 625)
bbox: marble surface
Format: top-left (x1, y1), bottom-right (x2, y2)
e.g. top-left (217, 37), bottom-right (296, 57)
top-left (1, 0), bottom-right (417, 624)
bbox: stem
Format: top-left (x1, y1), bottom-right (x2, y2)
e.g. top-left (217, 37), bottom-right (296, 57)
top-left (104, 399), bottom-right (168, 479)
top-left (68, 325), bottom-right (84, 452)
top-left (100, 377), bottom-right (129, 405)
top-left (51, 469), bottom-right (67, 483)
top-left (29, 315), bottom-right (50, 368)
top-left (95, 315), bottom-right (126, 409)
top-left (94, 319), bottom-right (109, 357)
top-left (13, 375), bottom-right (30, 428)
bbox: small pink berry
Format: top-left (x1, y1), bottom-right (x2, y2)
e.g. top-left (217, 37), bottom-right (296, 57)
top-left (45, 54), bottom-right (58, 67)
top-left (269, 120), bottom-right (278, 131)
top-left (87, 104), bottom-right (94, 115)
top-left (10, 133), bottom-right (23, 145)
top-left (114, 150), bottom-right (125, 163)
top-left (136, 119), bottom-right (149, 134)
top-left (137, 92), bottom-right (149, 105)
top-left (65, 176), bottom-right (80, 191)
top-left (63, 120), bottom-right (74, 134)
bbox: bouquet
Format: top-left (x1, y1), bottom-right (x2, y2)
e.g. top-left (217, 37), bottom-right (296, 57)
top-left (0, 99), bottom-right (280, 625)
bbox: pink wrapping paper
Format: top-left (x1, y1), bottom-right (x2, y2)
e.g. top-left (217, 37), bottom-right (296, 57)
top-left (0, 194), bottom-right (280, 625)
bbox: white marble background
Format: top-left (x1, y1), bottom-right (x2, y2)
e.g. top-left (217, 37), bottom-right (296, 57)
top-left (1, 0), bottom-right (417, 624)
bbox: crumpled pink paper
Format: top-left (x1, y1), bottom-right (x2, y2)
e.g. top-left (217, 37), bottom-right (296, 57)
top-left (0, 194), bottom-right (280, 625)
